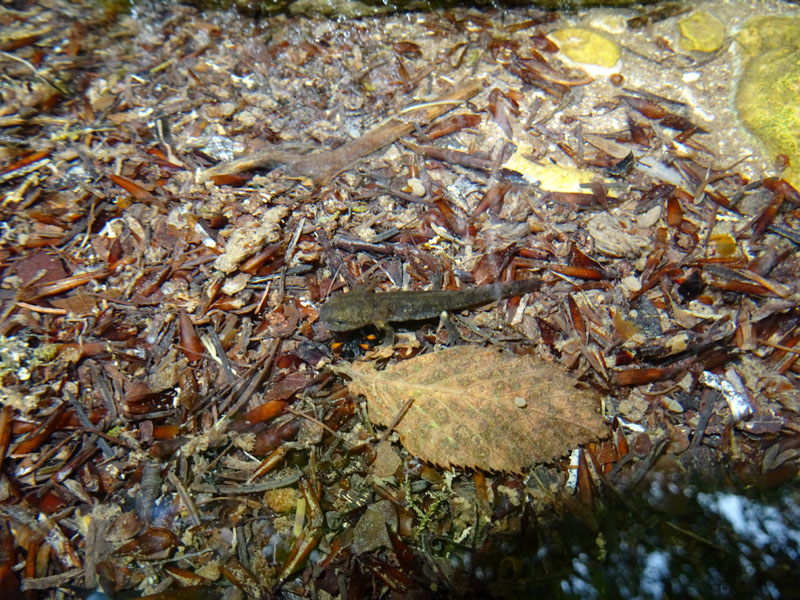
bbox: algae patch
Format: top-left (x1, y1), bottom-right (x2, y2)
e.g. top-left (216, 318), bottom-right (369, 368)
top-left (736, 15), bottom-right (800, 57)
top-left (735, 15), bottom-right (800, 188)
top-left (502, 142), bottom-right (610, 194)
top-left (550, 27), bottom-right (620, 68)
top-left (678, 10), bottom-right (724, 53)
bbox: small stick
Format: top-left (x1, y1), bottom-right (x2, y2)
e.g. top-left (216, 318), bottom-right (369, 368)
top-left (199, 79), bottom-right (484, 184)
top-left (380, 397), bottom-right (415, 443)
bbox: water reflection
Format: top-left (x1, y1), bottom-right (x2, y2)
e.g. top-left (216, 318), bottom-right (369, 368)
top-left (559, 488), bottom-right (799, 599)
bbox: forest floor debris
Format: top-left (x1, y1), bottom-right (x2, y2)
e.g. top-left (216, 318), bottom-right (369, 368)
top-left (1, 0), bottom-right (799, 597)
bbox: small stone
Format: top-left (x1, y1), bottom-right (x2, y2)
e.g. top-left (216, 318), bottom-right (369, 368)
top-left (221, 272), bottom-right (250, 295)
top-left (678, 10), bottom-right (724, 53)
top-left (661, 396), bottom-right (684, 413)
top-left (631, 432), bottom-right (651, 458)
top-left (218, 102), bottom-right (236, 117)
top-left (371, 440), bottom-right (402, 477)
top-left (668, 424), bottom-right (691, 454)
top-left (550, 27), bottom-right (620, 69)
top-left (405, 177), bottom-right (426, 197)
top-left (514, 396), bottom-right (527, 408)
top-left (618, 394), bottom-right (649, 423)
top-left (350, 500), bottom-right (394, 554)
top-left (213, 207), bottom-right (287, 273)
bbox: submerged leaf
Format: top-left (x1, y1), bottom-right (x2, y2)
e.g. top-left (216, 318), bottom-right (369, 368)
top-left (338, 346), bottom-right (606, 472)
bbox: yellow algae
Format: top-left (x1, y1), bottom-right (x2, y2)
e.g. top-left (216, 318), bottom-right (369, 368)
top-left (550, 27), bottom-right (620, 68)
top-left (736, 15), bottom-right (800, 58)
top-left (735, 16), bottom-right (800, 189)
top-left (503, 143), bottom-right (607, 194)
top-left (736, 47), bottom-right (800, 188)
top-left (711, 233), bottom-right (737, 258)
top-left (678, 10), bottom-right (724, 53)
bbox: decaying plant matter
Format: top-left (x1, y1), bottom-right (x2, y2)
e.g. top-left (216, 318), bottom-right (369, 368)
top-left (199, 78), bottom-right (485, 185)
top-left (338, 346), bottom-right (606, 472)
top-left (0, 0), bottom-right (798, 598)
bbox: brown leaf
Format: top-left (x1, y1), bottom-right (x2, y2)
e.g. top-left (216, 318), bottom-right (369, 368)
top-left (12, 404), bottom-right (68, 455)
top-left (0, 149), bottom-right (51, 177)
top-left (107, 173), bottom-right (156, 203)
top-left (15, 251), bottom-right (67, 286)
top-left (338, 346), bottom-right (606, 472)
top-left (179, 310), bottom-right (204, 363)
top-left (620, 95), bottom-right (666, 120)
top-left (114, 527), bottom-right (178, 557)
top-left (245, 400), bottom-right (286, 424)
top-left (488, 88), bottom-right (513, 139)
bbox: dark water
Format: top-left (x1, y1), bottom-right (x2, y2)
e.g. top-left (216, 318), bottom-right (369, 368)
top-left (561, 489), bottom-right (799, 599)
top-left (472, 479), bottom-right (800, 599)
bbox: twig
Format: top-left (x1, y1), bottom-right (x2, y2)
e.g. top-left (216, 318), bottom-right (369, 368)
top-left (690, 389), bottom-right (720, 449)
top-left (22, 569), bottom-right (84, 591)
top-left (217, 339), bottom-right (280, 423)
top-left (166, 471), bottom-right (202, 527)
top-left (380, 398), bottom-right (415, 443)
top-left (617, 433), bottom-right (669, 493)
top-left (192, 470), bottom-right (303, 494)
top-left (400, 140), bottom-right (496, 171)
top-left (64, 390), bottom-right (114, 459)
top-left (199, 79), bottom-right (484, 184)
top-left (207, 326), bottom-right (236, 385)
top-left (286, 407), bottom-right (345, 440)
top-left (14, 302), bottom-right (67, 315)
top-left (276, 217), bottom-right (306, 306)
top-left (1, 50), bottom-right (68, 94)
